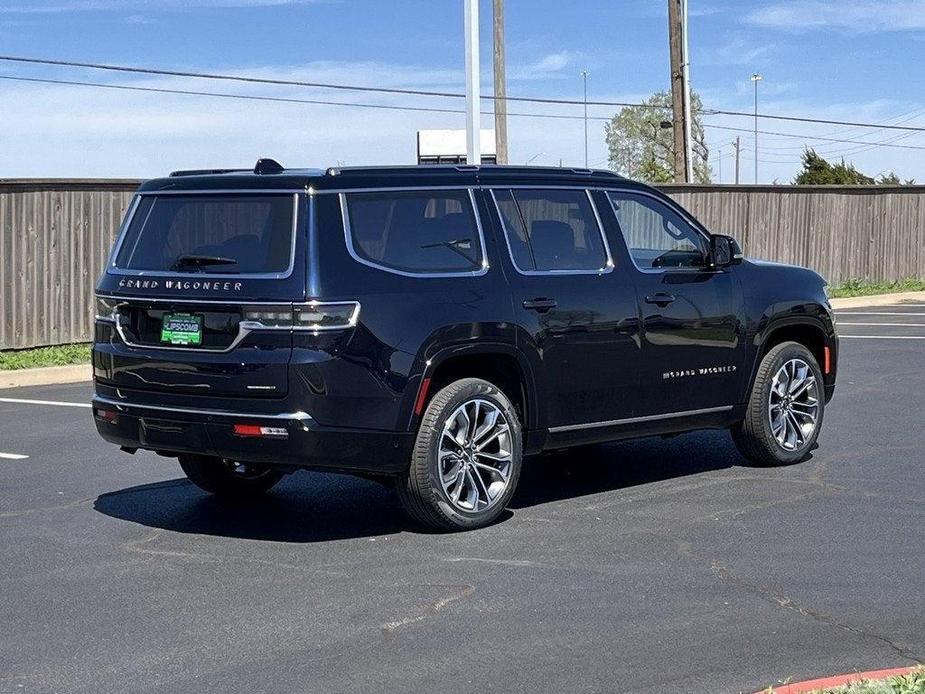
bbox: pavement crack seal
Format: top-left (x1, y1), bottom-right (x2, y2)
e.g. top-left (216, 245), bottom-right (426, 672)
top-left (0, 496), bottom-right (95, 518)
top-left (709, 560), bottom-right (923, 664)
top-left (380, 583), bottom-right (475, 638)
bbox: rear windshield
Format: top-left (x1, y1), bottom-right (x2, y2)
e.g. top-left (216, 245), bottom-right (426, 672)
top-left (114, 194), bottom-right (296, 274)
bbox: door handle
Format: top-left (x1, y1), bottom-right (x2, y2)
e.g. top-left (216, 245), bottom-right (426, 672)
top-left (522, 298), bottom-right (558, 312)
top-left (645, 293), bottom-right (676, 307)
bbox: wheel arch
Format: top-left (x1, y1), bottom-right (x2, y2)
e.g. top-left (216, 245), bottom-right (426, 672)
top-left (748, 316), bottom-right (834, 401)
top-left (408, 343), bottom-right (540, 434)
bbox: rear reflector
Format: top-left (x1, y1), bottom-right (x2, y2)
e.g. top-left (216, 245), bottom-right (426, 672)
top-left (233, 424), bottom-right (288, 438)
top-left (414, 377), bottom-right (432, 416)
top-left (94, 408), bottom-right (118, 424)
top-left (823, 346), bottom-right (831, 375)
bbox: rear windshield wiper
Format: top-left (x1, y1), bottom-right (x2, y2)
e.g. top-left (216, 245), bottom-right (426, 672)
top-left (171, 254), bottom-right (239, 272)
top-left (420, 238), bottom-right (476, 263)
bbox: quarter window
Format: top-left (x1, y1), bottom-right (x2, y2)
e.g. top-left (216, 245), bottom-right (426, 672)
top-left (344, 190), bottom-right (484, 275)
top-left (494, 189), bottom-right (609, 272)
top-left (607, 192), bottom-right (707, 269)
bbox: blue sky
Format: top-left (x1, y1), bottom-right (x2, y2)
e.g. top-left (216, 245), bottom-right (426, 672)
top-left (1, 0), bottom-right (925, 182)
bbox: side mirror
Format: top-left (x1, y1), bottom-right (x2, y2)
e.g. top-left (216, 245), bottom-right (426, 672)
top-left (710, 234), bottom-right (743, 268)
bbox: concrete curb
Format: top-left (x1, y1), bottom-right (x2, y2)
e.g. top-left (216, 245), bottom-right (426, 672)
top-left (755, 666), bottom-right (917, 693)
top-left (831, 291), bottom-right (925, 309)
top-left (0, 364), bottom-right (92, 390)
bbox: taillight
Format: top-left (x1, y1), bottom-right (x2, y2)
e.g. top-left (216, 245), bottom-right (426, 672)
top-left (95, 408), bottom-right (118, 424)
top-left (241, 302), bottom-right (359, 332)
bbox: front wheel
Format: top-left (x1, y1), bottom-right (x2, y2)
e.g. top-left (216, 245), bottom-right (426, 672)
top-left (732, 341), bottom-right (825, 466)
top-left (178, 454), bottom-right (284, 499)
top-left (397, 378), bottom-right (523, 531)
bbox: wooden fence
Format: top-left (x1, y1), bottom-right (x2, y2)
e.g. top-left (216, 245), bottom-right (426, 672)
top-left (1, 180), bottom-right (924, 350)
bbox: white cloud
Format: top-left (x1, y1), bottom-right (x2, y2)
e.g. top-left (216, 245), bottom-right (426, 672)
top-left (508, 51), bottom-right (578, 81)
top-left (746, 0), bottom-right (925, 33)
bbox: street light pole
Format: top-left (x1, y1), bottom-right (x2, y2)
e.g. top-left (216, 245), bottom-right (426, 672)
top-left (581, 70), bottom-right (590, 168)
top-left (751, 72), bottom-right (762, 183)
top-left (464, 0), bottom-right (481, 166)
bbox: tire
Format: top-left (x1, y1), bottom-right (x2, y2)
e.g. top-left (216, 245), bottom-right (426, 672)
top-left (397, 378), bottom-right (523, 531)
top-left (178, 454), bottom-right (284, 499)
top-left (732, 341), bottom-right (825, 466)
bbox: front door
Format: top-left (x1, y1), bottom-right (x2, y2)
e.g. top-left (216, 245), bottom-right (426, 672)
top-left (604, 189), bottom-right (746, 417)
top-left (486, 187), bottom-right (640, 431)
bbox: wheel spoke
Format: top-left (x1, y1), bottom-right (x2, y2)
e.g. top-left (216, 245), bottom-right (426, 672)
top-left (473, 408), bottom-right (500, 444)
top-left (474, 449), bottom-right (511, 462)
top-left (472, 459), bottom-right (508, 482)
top-left (468, 467), bottom-right (491, 505)
top-left (475, 423), bottom-right (509, 451)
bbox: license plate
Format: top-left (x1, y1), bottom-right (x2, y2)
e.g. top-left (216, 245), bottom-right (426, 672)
top-left (160, 313), bottom-right (203, 346)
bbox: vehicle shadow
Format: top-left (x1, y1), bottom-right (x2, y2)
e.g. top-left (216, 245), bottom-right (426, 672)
top-left (93, 430), bottom-right (752, 543)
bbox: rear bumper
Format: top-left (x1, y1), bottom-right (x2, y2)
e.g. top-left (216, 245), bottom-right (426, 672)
top-left (91, 390), bottom-right (413, 475)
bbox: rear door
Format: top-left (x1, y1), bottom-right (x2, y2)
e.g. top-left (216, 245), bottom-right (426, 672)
top-left (488, 187), bottom-right (641, 431)
top-left (604, 189), bottom-right (746, 417)
top-left (94, 191), bottom-right (305, 398)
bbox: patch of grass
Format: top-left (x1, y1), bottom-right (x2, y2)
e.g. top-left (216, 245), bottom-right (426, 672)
top-left (829, 278), bottom-right (925, 298)
top-left (765, 667), bottom-right (925, 694)
top-left (0, 344), bottom-right (91, 371)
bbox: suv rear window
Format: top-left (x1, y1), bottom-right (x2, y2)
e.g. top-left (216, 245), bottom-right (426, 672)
top-left (343, 190), bottom-right (484, 275)
top-left (114, 194), bottom-right (296, 274)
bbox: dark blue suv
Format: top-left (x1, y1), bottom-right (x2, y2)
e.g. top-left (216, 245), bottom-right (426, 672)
top-left (92, 161), bottom-right (838, 530)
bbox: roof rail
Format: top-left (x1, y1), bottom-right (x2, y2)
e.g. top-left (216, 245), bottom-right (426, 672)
top-left (168, 168), bottom-right (249, 177)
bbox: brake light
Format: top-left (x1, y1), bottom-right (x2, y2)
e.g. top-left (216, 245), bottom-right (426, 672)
top-left (94, 408), bottom-right (118, 424)
top-left (241, 302), bottom-right (360, 332)
top-left (232, 424), bottom-right (288, 438)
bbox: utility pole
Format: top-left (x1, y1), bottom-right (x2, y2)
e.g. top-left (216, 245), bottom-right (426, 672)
top-left (751, 72), bottom-right (762, 183)
top-left (734, 136), bottom-right (741, 185)
top-left (718, 147), bottom-right (723, 183)
top-left (668, 0), bottom-right (690, 182)
top-left (581, 70), bottom-right (590, 168)
top-left (492, 0), bottom-right (508, 164)
top-left (464, 0), bottom-right (481, 165)
top-left (680, 0), bottom-right (693, 183)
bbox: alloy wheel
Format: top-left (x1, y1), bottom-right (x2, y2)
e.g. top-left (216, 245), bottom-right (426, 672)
top-left (768, 358), bottom-right (820, 451)
top-left (438, 398), bottom-right (513, 513)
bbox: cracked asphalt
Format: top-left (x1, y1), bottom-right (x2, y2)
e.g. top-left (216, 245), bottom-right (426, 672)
top-left (1, 306), bottom-right (923, 693)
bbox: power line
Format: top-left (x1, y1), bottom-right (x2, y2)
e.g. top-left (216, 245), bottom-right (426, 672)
top-left (703, 122), bottom-right (925, 152)
top-left (0, 74), bottom-right (611, 123)
top-left (3, 53), bottom-right (925, 133)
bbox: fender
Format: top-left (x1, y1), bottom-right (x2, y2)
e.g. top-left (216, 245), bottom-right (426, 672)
top-left (402, 340), bottom-right (543, 434)
top-left (743, 306), bottom-right (837, 403)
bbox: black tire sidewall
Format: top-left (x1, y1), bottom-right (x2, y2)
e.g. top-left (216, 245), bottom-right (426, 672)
top-left (415, 379), bottom-right (523, 530)
top-left (751, 343), bottom-right (825, 464)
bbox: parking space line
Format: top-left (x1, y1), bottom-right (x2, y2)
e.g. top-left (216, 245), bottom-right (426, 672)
top-left (840, 335), bottom-right (925, 340)
top-left (835, 311), bottom-right (925, 316)
top-left (0, 452), bottom-right (29, 460)
top-left (838, 322), bottom-right (925, 327)
top-left (0, 397), bottom-right (91, 408)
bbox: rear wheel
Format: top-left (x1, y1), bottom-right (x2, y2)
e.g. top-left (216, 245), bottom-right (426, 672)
top-left (178, 454), bottom-right (284, 499)
top-left (397, 378), bottom-right (523, 531)
top-left (732, 341), bottom-right (824, 466)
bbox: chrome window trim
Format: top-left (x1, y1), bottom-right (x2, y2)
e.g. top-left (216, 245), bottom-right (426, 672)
top-left (604, 188), bottom-right (715, 275)
top-left (136, 188), bottom-right (309, 195)
top-left (489, 188), bottom-right (614, 277)
top-left (548, 405), bottom-right (733, 434)
top-left (94, 395), bottom-right (313, 422)
top-left (339, 188), bottom-right (490, 279)
top-left (107, 299), bottom-right (360, 353)
top-left (108, 192), bottom-right (301, 280)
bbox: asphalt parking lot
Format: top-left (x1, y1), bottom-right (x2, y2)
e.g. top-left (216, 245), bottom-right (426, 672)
top-left (1, 303), bottom-right (923, 694)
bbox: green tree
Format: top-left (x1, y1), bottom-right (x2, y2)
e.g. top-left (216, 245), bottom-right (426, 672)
top-left (605, 91), bottom-right (711, 183)
top-left (793, 149), bottom-right (914, 185)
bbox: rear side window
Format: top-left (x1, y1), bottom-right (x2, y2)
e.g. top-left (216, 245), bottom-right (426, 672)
top-left (493, 189), bottom-right (610, 273)
top-left (114, 194), bottom-right (296, 274)
top-left (343, 190), bottom-right (484, 275)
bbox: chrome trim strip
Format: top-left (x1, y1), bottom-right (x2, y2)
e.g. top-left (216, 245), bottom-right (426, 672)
top-left (114, 312), bottom-right (253, 353)
top-left (136, 188), bottom-right (309, 195)
top-left (339, 188), bottom-right (490, 279)
top-left (488, 188), bottom-right (614, 277)
top-left (94, 395), bottom-right (312, 422)
top-left (548, 405), bottom-right (734, 434)
top-left (109, 193), bottom-right (301, 280)
top-left (97, 294), bottom-right (286, 306)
